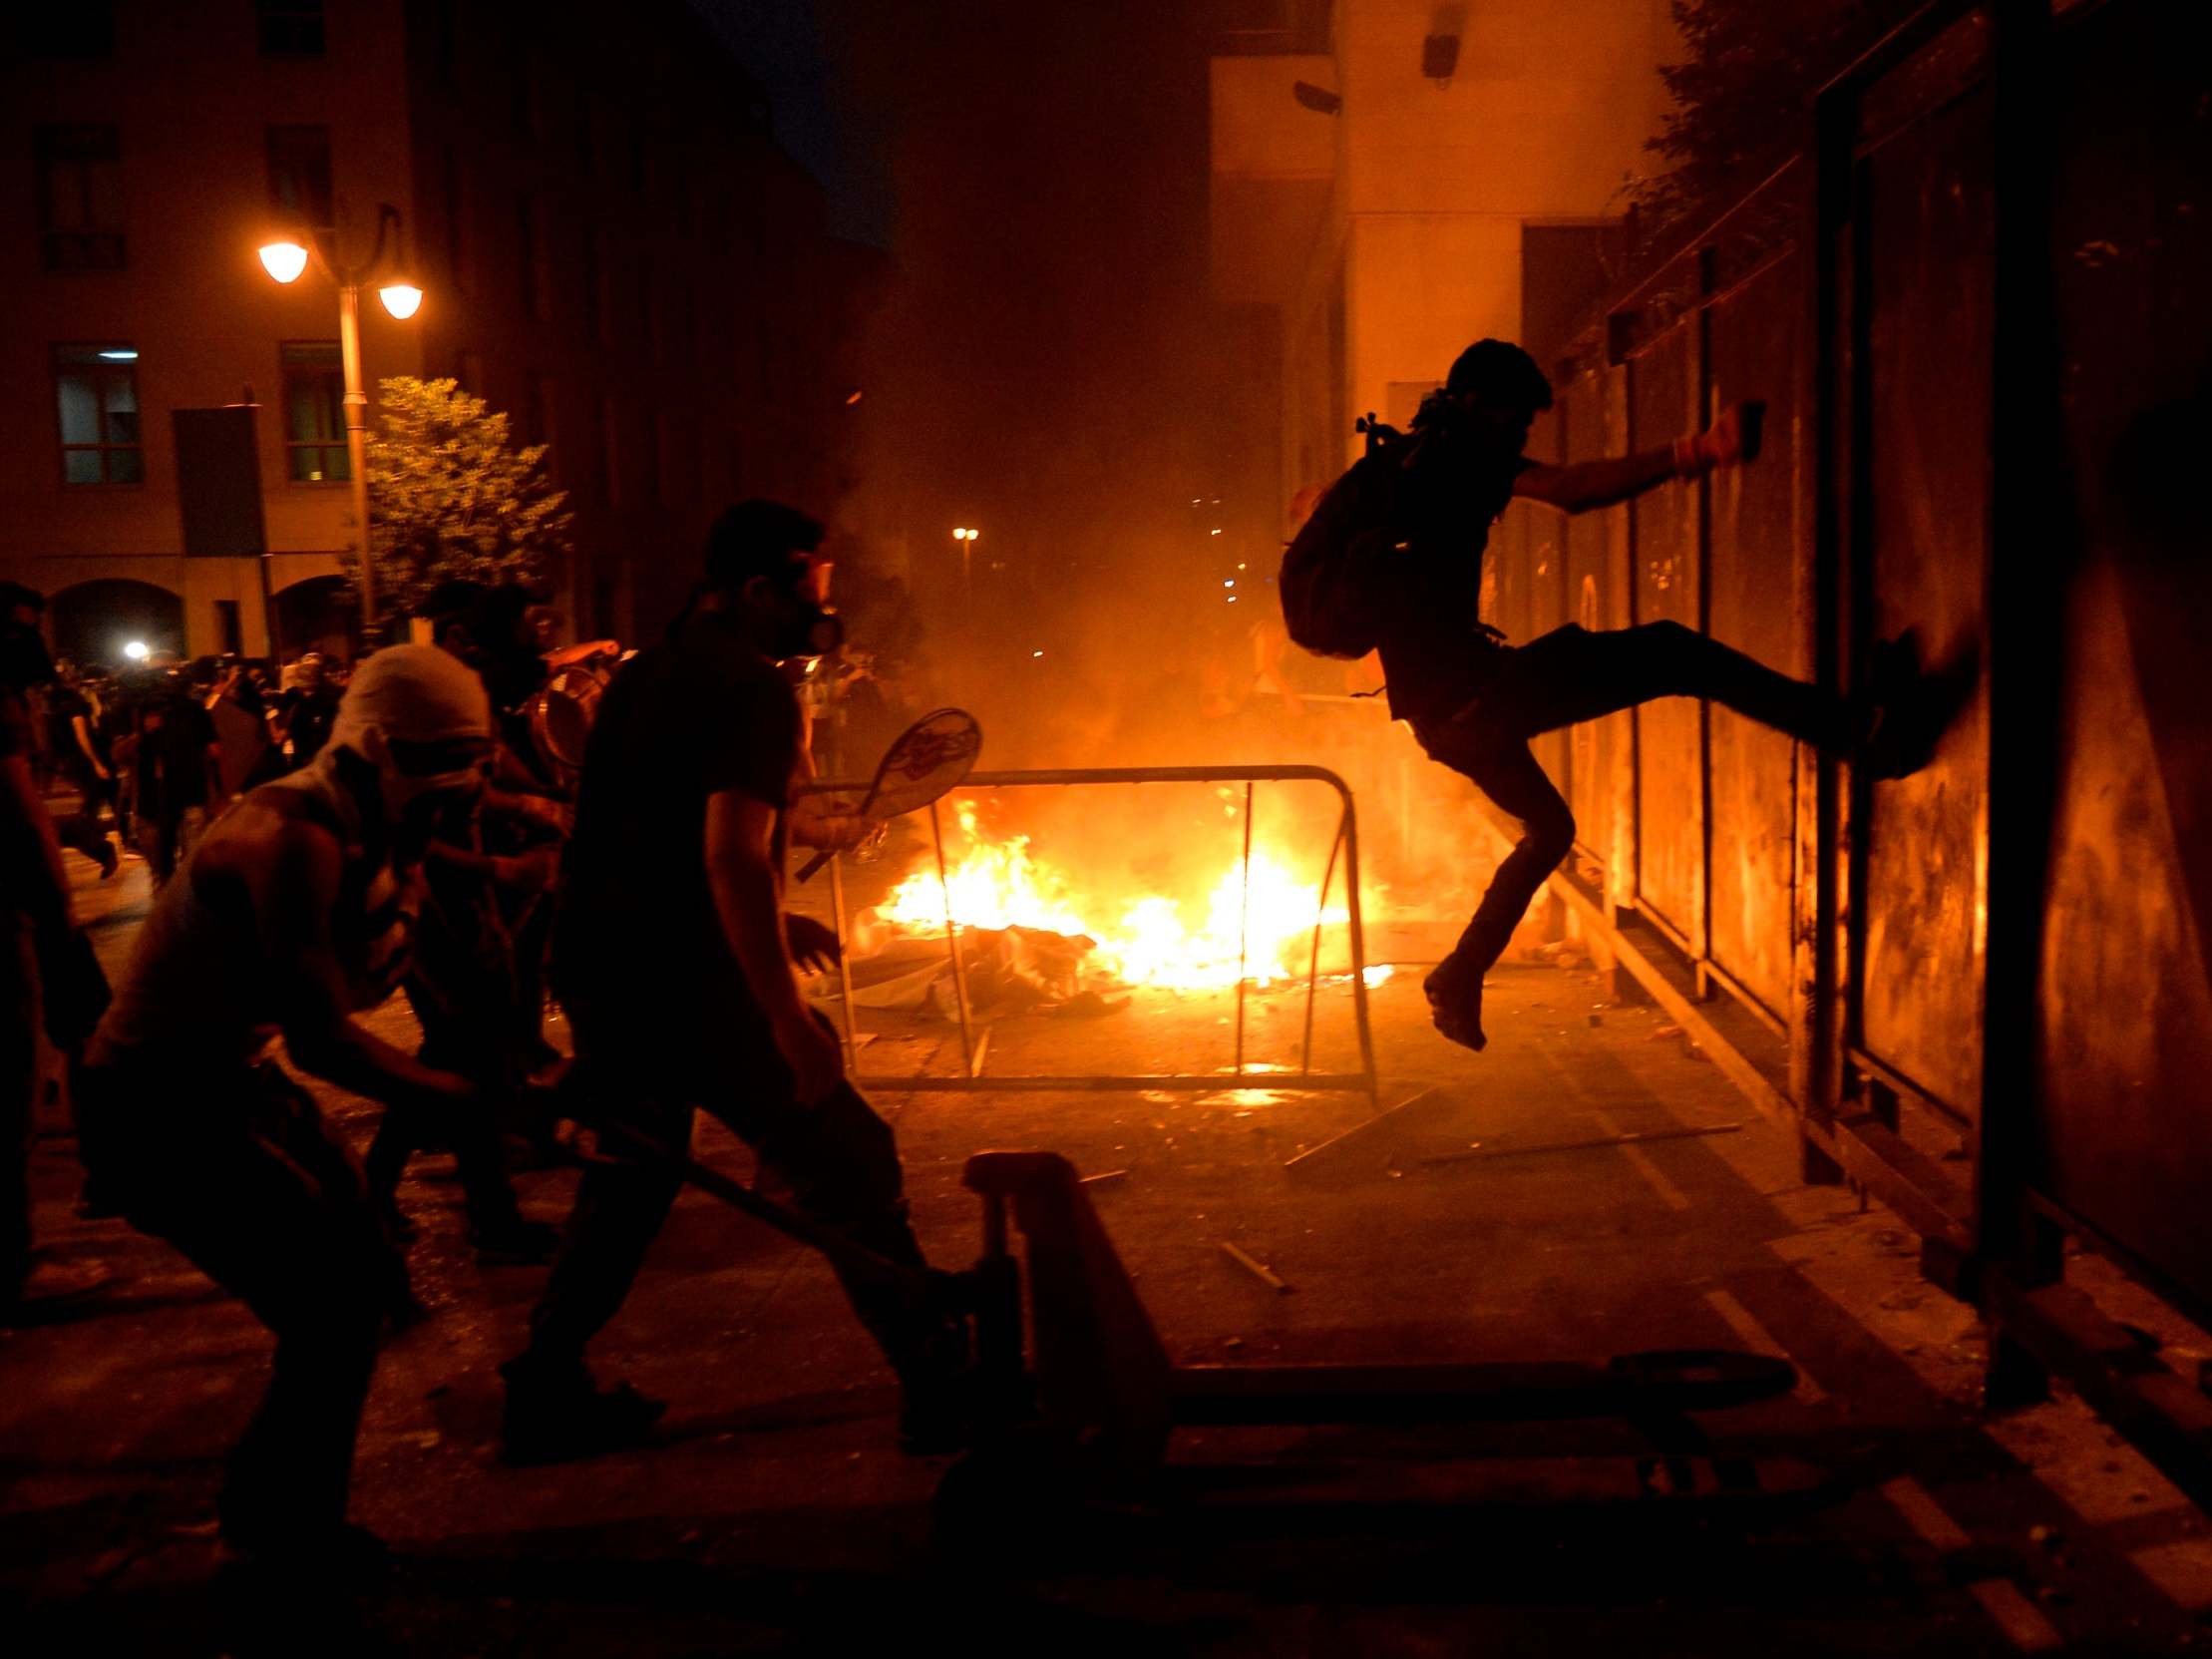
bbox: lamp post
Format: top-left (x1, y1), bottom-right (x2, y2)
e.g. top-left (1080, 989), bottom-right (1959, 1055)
top-left (952, 526), bottom-right (979, 604)
top-left (259, 205), bottom-right (423, 648)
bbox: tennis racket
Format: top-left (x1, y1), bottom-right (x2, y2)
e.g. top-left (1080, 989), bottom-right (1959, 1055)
top-left (795, 706), bottom-right (982, 883)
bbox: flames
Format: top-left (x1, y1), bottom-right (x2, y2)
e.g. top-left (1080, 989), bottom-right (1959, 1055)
top-left (877, 799), bottom-right (1388, 993)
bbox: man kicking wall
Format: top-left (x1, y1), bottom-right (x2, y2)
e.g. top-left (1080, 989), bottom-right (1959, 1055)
top-left (1312, 339), bottom-right (1945, 1052)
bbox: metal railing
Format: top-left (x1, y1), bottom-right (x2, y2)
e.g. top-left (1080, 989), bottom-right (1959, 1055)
top-left (794, 765), bottom-right (1380, 1109)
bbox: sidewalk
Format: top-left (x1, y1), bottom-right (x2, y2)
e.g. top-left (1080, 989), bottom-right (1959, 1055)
top-left (4, 850), bottom-right (2210, 1653)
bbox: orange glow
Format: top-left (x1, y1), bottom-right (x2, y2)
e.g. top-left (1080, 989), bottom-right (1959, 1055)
top-left (377, 282), bottom-right (425, 319)
top-left (877, 800), bottom-right (1389, 993)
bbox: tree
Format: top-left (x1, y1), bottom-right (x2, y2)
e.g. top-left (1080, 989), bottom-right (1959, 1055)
top-left (355, 376), bottom-right (574, 623)
top-left (1631, 0), bottom-right (1925, 249)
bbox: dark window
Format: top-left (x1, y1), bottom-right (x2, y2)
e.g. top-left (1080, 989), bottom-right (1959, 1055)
top-left (431, 0), bottom-right (458, 88)
top-left (215, 600), bottom-right (243, 655)
top-left (280, 341), bottom-right (348, 483)
top-left (35, 126), bottom-right (125, 271)
top-left (672, 149), bottom-right (696, 234)
top-left (582, 232), bottom-right (611, 345)
top-left (54, 343), bottom-right (144, 486)
top-left (23, 3), bottom-right (115, 57)
top-left (600, 395), bottom-right (621, 506)
top-left (592, 570), bottom-right (615, 639)
top-left (442, 147), bottom-right (466, 283)
top-left (524, 375), bottom-right (555, 451)
top-left (256, 0), bottom-right (325, 57)
top-left (517, 193), bottom-right (542, 318)
top-left (266, 125), bottom-right (333, 230)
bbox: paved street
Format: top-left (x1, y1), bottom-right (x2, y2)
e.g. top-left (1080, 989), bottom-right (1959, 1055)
top-left (6, 846), bottom-right (2212, 1655)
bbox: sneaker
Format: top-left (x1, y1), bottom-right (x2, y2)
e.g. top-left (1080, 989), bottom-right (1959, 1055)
top-left (501, 1363), bottom-right (667, 1466)
top-left (1424, 957), bottom-right (1488, 1052)
top-left (471, 1217), bottom-right (561, 1267)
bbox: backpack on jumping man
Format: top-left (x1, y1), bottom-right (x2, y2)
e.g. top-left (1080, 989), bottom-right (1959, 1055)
top-left (1278, 415), bottom-right (1409, 661)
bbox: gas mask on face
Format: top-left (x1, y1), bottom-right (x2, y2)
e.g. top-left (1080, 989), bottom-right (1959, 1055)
top-left (355, 725), bottom-right (494, 845)
top-left (767, 564), bottom-right (844, 661)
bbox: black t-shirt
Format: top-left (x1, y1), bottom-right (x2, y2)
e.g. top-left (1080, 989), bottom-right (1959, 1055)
top-left (283, 685), bottom-right (340, 766)
top-left (1371, 447), bottom-right (1533, 724)
top-left (46, 684), bottom-right (102, 776)
top-left (136, 691), bottom-right (216, 813)
top-left (554, 611), bottom-right (799, 998)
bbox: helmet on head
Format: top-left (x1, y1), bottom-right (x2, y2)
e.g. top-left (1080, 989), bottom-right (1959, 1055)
top-left (327, 644), bottom-right (494, 825)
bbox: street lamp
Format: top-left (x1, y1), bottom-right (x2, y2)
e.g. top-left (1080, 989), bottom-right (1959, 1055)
top-left (258, 203), bottom-right (423, 645)
top-left (952, 527), bottom-right (979, 603)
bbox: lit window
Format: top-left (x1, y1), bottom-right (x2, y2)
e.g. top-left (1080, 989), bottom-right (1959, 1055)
top-left (34, 126), bottom-right (125, 271)
top-left (55, 343), bottom-right (143, 485)
top-left (281, 341), bottom-right (348, 483)
top-left (256, 0), bottom-right (325, 57)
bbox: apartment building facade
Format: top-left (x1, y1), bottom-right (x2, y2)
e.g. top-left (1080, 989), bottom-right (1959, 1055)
top-left (2, 0), bottom-right (874, 666)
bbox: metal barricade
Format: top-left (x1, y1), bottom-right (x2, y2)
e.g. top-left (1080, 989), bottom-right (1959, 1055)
top-left (794, 765), bottom-right (1379, 1109)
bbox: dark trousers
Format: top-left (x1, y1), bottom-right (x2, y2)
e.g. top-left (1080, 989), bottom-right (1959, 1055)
top-left (58, 765), bottom-right (116, 856)
top-left (365, 978), bottom-right (527, 1233)
top-left (76, 1060), bottom-right (395, 1543)
top-left (1413, 622), bottom-right (1854, 982)
top-left (521, 991), bottom-right (946, 1386)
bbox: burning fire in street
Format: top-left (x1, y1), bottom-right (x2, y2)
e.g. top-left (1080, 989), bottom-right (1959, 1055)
top-left (875, 800), bottom-right (1390, 993)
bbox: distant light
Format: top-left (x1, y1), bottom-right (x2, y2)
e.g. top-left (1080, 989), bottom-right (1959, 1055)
top-left (845, 388), bottom-right (865, 405)
top-left (1031, 649), bottom-right (1044, 658)
top-left (1209, 528), bottom-right (1222, 536)
top-left (259, 240), bottom-right (309, 283)
top-left (97, 348), bottom-right (139, 362)
top-left (1237, 563), bottom-right (1247, 570)
top-left (123, 640), bottom-right (149, 661)
top-left (1227, 596), bottom-right (1239, 604)
top-left (377, 282), bottom-right (425, 320)
top-left (952, 527), bottom-right (977, 542)
top-left (1224, 580), bottom-right (1236, 588)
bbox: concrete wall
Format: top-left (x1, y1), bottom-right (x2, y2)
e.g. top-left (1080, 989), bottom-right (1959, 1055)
top-left (1212, 0), bottom-right (1679, 504)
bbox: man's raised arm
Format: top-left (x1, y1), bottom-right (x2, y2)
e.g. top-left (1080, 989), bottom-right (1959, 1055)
top-left (1513, 399), bottom-right (1762, 515)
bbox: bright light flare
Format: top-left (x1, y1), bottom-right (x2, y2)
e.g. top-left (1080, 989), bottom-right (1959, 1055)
top-left (259, 240), bottom-right (309, 283)
top-left (123, 640), bottom-right (149, 661)
top-left (378, 282), bottom-right (424, 319)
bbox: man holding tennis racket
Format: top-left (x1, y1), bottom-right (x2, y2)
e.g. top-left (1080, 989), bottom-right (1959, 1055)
top-left (503, 501), bottom-right (971, 1464)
